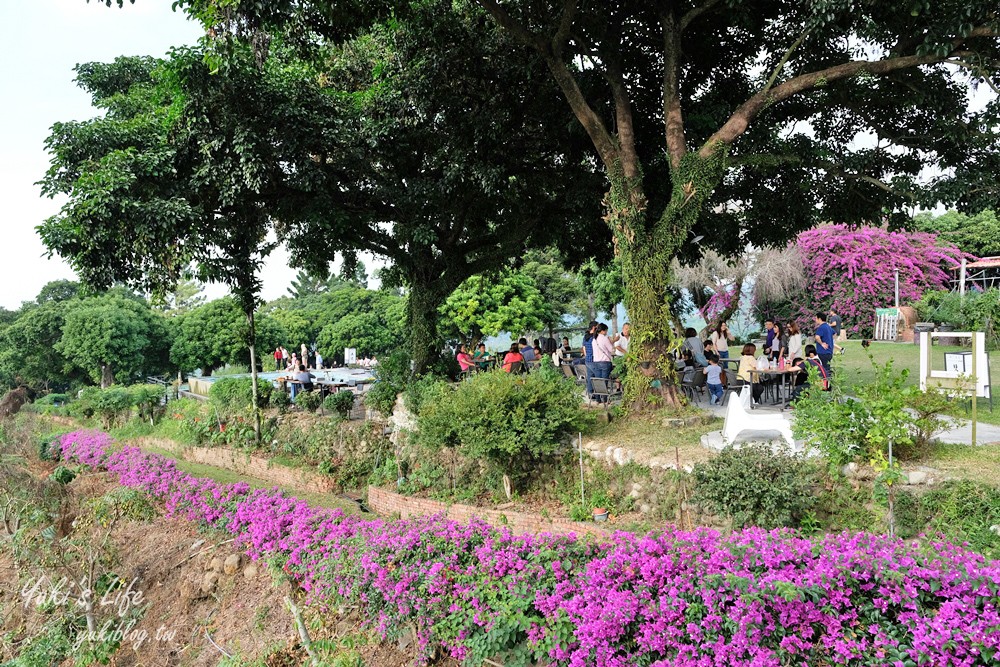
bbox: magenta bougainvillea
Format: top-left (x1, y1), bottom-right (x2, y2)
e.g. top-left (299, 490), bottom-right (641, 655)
top-left (56, 430), bottom-right (1000, 667)
top-left (793, 225), bottom-right (965, 334)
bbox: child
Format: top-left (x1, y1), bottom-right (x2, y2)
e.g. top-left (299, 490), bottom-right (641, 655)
top-left (804, 344), bottom-right (830, 391)
top-left (703, 357), bottom-right (725, 405)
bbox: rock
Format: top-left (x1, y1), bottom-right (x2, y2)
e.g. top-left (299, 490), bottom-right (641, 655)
top-left (190, 539), bottom-right (206, 551)
top-left (639, 503), bottom-right (652, 514)
top-left (605, 446), bottom-right (615, 461)
top-left (612, 447), bottom-right (631, 465)
top-left (201, 571), bottom-right (220, 594)
top-left (243, 564), bottom-right (259, 580)
top-left (209, 557), bottom-right (224, 573)
top-left (907, 471), bottom-right (928, 485)
top-left (397, 628), bottom-right (415, 652)
top-left (682, 464), bottom-right (694, 474)
top-left (841, 463), bottom-right (858, 478)
top-left (179, 576), bottom-right (205, 602)
top-left (648, 457), bottom-right (663, 468)
top-left (223, 554), bottom-right (241, 575)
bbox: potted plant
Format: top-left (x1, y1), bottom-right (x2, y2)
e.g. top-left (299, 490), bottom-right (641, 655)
top-left (592, 507), bottom-right (609, 522)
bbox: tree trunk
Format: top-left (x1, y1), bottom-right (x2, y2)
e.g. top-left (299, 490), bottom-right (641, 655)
top-left (407, 278), bottom-right (446, 376)
top-left (587, 292), bottom-right (596, 322)
top-left (100, 363), bottom-right (115, 389)
top-left (612, 152), bottom-right (728, 412)
top-left (610, 309), bottom-right (619, 338)
top-left (245, 309), bottom-right (261, 445)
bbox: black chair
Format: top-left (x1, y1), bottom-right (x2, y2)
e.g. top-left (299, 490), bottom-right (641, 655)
top-left (722, 369), bottom-right (745, 406)
top-left (681, 369), bottom-right (707, 404)
top-left (591, 377), bottom-right (622, 409)
top-left (507, 361), bottom-right (523, 374)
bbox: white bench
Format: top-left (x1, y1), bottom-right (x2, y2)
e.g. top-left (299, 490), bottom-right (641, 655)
top-left (721, 386), bottom-right (797, 449)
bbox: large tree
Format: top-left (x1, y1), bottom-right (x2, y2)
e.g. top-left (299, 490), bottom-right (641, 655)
top-left (170, 297), bottom-right (282, 376)
top-left (913, 209), bottom-right (1000, 258)
top-left (56, 293), bottom-right (170, 388)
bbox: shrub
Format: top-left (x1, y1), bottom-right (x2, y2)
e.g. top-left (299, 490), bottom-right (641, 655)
top-left (128, 384), bottom-right (165, 425)
top-left (366, 350), bottom-right (411, 416)
top-left (295, 389), bottom-right (323, 413)
top-left (693, 443), bottom-right (817, 529)
top-left (93, 386), bottom-right (135, 428)
top-left (793, 355), bottom-right (957, 464)
top-left (35, 393), bottom-right (69, 406)
top-left (57, 429), bottom-right (1000, 667)
top-left (415, 365), bottom-right (591, 491)
top-left (922, 480), bottom-right (1000, 560)
top-left (49, 465), bottom-right (77, 485)
top-left (269, 389), bottom-right (291, 413)
top-left (210, 377), bottom-right (272, 417)
top-left (66, 386), bottom-right (101, 419)
top-left (323, 391), bottom-right (355, 418)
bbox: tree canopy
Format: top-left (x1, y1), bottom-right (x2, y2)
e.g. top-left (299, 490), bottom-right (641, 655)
top-left (913, 210), bottom-right (1000, 258)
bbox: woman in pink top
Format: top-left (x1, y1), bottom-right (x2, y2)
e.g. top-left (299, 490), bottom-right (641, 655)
top-left (591, 323), bottom-right (615, 401)
top-left (456, 344), bottom-right (475, 372)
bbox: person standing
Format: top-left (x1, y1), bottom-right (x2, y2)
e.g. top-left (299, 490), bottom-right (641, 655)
top-left (582, 320), bottom-right (598, 398)
top-left (786, 321), bottom-right (803, 360)
top-left (813, 312), bottom-right (835, 379)
top-left (612, 322), bottom-right (631, 356)
top-left (764, 320), bottom-right (775, 356)
top-left (771, 322), bottom-right (788, 361)
top-left (703, 357), bottom-right (724, 405)
top-left (273, 347), bottom-right (283, 368)
top-left (828, 307), bottom-right (846, 352)
top-left (710, 322), bottom-right (734, 359)
top-left (592, 323), bottom-right (615, 401)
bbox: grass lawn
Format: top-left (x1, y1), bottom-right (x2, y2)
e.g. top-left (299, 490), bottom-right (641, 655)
top-left (833, 339), bottom-right (999, 424)
top-left (585, 410), bottom-right (721, 466)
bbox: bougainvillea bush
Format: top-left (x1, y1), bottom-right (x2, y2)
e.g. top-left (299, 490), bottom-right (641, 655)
top-left (57, 430), bottom-right (1000, 667)
top-left (760, 225), bottom-right (965, 336)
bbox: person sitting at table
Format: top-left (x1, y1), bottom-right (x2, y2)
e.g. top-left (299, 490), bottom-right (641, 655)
top-left (703, 339), bottom-right (720, 364)
top-left (290, 363), bottom-right (315, 399)
top-left (788, 356), bottom-right (809, 401)
top-left (736, 343), bottom-right (769, 404)
top-left (561, 337), bottom-right (572, 355)
top-left (518, 338), bottom-right (536, 362)
top-left (456, 344), bottom-right (475, 372)
top-left (502, 343), bottom-right (524, 373)
top-left (683, 328), bottom-right (709, 367)
top-left (472, 343), bottom-right (490, 369)
top-left (803, 344), bottom-right (830, 391)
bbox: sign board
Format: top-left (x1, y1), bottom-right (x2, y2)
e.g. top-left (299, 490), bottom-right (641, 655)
top-left (344, 348), bottom-right (357, 365)
top-left (874, 308), bottom-right (902, 341)
top-left (943, 352), bottom-right (972, 374)
top-left (919, 332), bottom-right (990, 399)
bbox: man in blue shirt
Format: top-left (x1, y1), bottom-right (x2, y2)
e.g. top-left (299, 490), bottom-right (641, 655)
top-left (764, 320), bottom-right (775, 357)
top-left (813, 312), bottom-right (834, 382)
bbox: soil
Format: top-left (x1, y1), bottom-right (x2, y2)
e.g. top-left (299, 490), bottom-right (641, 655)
top-left (0, 465), bottom-right (441, 667)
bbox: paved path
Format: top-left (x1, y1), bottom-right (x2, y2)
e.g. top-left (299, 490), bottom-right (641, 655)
top-left (696, 398), bottom-right (1000, 446)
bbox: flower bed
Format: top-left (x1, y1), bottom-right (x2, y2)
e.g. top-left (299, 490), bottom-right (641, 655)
top-left (56, 430), bottom-right (1000, 666)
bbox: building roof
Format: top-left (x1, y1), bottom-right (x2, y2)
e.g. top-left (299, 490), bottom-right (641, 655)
top-left (953, 257), bottom-right (1000, 270)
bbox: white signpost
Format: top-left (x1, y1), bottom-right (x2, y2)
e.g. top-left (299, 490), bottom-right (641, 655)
top-left (918, 331), bottom-right (990, 444)
top-left (344, 347), bottom-right (357, 365)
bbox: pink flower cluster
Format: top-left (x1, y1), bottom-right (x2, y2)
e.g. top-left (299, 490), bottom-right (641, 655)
top-left (56, 430), bottom-right (1000, 666)
top-left (794, 225), bottom-right (966, 334)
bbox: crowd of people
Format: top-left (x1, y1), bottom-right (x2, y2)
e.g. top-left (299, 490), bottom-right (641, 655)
top-left (272, 345), bottom-right (378, 372)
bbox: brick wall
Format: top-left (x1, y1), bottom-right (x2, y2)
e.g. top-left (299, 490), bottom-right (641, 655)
top-left (367, 486), bottom-right (610, 538)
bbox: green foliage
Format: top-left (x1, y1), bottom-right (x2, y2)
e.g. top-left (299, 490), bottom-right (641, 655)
top-left (415, 366), bottom-right (591, 490)
top-left (35, 393), bottom-right (69, 406)
top-left (0, 299), bottom-right (79, 391)
top-left (316, 291), bottom-right (405, 359)
top-left (913, 210), bottom-right (1000, 258)
top-left (692, 443), bottom-right (818, 529)
top-left (55, 293), bottom-right (170, 387)
top-left (210, 377), bottom-right (272, 418)
top-left (269, 389), bottom-right (291, 413)
top-left (93, 386), bottom-right (135, 428)
top-left (295, 390), bottom-right (323, 413)
top-left (323, 391), bottom-right (355, 418)
top-left (921, 480), bottom-right (1000, 559)
top-left (170, 298), bottom-right (280, 375)
top-left (916, 289), bottom-right (1000, 348)
top-left (49, 465), bottom-right (77, 485)
top-left (439, 270), bottom-right (548, 344)
top-left (366, 350), bottom-right (410, 417)
top-left (794, 356), bottom-right (956, 464)
top-left (128, 384), bottom-right (165, 425)
top-left (83, 487), bottom-right (157, 526)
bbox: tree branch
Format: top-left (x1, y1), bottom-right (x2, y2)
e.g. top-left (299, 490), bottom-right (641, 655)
top-left (551, 0), bottom-right (578, 58)
top-left (760, 29), bottom-right (811, 96)
top-left (700, 25), bottom-right (998, 157)
top-left (661, 9), bottom-right (687, 169)
top-left (679, 0), bottom-right (721, 32)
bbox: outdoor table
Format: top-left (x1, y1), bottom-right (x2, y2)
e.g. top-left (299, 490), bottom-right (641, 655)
top-left (747, 367), bottom-right (800, 410)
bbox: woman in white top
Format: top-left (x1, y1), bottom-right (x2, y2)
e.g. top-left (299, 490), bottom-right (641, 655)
top-left (710, 321), bottom-right (735, 359)
top-left (786, 321), bottom-right (803, 360)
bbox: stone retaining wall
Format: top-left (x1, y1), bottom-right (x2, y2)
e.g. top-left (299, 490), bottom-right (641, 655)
top-left (367, 486), bottom-right (610, 538)
top-left (136, 437), bottom-right (338, 494)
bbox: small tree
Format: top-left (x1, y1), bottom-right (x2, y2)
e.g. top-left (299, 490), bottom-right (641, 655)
top-left (439, 271), bottom-right (547, 346)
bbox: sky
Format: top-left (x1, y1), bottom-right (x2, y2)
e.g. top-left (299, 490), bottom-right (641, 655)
top-left (0, 0), bottom-right (368, 311)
